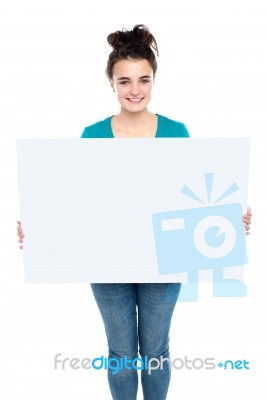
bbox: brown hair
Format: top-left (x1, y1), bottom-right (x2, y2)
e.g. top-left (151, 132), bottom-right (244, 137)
top-left (106, 24), bottom-right (159, 80)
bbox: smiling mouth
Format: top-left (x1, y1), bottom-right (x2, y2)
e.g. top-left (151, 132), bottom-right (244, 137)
top-left (127, 98), bottom-right (144, 103)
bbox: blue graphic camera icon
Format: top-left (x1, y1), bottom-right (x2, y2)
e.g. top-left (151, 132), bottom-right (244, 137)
top-left (152, 203), bottom-right (248, 275)
top-left (152, 173), bottom-right (249, 301)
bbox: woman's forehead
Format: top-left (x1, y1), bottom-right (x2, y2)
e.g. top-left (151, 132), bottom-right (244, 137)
top-left (112, 59), bottom-right (153, 78)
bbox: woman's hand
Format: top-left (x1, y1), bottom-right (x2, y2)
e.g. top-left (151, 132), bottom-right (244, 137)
top-left (243, 207), bottom-right (252, 236)
top-left (17, 220), bottom-right (25, 249)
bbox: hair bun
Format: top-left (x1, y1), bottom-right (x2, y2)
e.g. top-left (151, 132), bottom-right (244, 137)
top-left (105, 24), bottom-right (159, 80)
top-left (107, 24), bottom-right (158, 56)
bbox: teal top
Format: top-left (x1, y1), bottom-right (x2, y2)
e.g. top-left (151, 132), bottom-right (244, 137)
top-left (81, 114), bottom-right (189, 138)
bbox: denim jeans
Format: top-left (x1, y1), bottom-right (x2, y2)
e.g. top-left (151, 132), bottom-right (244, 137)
top-left (90, 283), bottom-right (181, 400)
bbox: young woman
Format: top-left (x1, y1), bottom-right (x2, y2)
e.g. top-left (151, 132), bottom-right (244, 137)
top-left (17, 24), bottom-right (252, 400)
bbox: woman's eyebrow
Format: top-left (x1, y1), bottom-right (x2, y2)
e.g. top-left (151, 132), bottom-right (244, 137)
top-left (117, 75), bottom-right (151, 80)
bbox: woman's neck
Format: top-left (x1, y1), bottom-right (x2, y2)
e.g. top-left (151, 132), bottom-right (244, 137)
top-left (111, 109), bottom-right (157, 138)
top-left (115, 108), bottom-right (155, 135)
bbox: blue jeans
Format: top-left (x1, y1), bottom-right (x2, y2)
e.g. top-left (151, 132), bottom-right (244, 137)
top-left (90, 283), bottom-right (181, 400)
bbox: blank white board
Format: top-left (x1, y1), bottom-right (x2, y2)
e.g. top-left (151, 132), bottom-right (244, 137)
top-left (16, 138), bottom-right (249, 283)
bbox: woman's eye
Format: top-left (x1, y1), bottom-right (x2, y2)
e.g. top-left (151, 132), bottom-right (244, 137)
top-left (140, 79), bottom-right (150, 84)
top-left (119, 81), bottom-right (129, 85)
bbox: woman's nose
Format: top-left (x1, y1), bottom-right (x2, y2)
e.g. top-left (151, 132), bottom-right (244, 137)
top-left (129, 83), bottom-right (141, 96)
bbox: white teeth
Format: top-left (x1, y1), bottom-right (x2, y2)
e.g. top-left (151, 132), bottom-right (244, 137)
top-left (128, 98), bottom-right (143, 102)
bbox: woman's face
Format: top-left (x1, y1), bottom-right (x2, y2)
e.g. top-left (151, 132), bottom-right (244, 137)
top-left (110, 58), bottom-right (154, 113)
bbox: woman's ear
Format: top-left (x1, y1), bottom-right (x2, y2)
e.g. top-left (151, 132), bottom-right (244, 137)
top-left (110, 81), bottom-right (115, 92)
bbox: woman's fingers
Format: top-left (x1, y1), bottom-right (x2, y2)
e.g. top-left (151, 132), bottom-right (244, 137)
top-left (17, 220), bottom-right (25, 249)
top-left (17, 230), bottom-right (24, 237)
top-left (243, 207), bottom-right (252, 236)
top-left (17, 221), bottom-right (24, 233)
top-left (243, 207), bottom-right (252, 222)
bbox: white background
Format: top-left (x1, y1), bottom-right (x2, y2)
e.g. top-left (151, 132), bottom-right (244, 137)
top-left (0, 0), bottom-right (265, 398)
